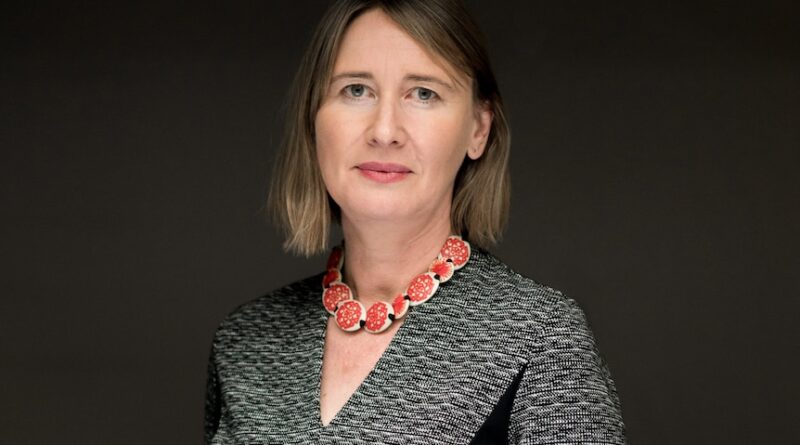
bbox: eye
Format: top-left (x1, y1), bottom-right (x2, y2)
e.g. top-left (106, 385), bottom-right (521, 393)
top-left (344, 84), bottom-right (367, 98)
top-left (413, 87), bottom-right (438, 103)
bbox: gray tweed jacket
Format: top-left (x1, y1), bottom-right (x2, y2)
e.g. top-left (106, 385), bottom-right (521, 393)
top-left (204, 248), bottom-right (626, 444)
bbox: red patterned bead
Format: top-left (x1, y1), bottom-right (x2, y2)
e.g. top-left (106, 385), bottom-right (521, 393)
top-left (326, 246), bottom-right (344, 270)
top-left (322, 282), bottom-right (351, 314)
top-left (429, 257), bottom-right (455, 283)
top-left (335, 300), bottom-right (365, 332)
top-left (406, 272), bottom-right (439, 306)
top-left (439, 236), bottom-right (470, 270)
top-left (322, 268), bottom-right (341, 288)
top-left (392, 294), bottom-right (410, 319)
top-left (364, 301), bottom-right (394, 334)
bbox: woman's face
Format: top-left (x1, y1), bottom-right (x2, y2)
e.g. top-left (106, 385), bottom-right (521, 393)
top-left (314, 8), bottom-right (492, 227)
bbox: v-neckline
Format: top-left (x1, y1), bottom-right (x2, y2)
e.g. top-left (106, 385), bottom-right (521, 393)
top-left (314, 303), bottom-right (416, 429)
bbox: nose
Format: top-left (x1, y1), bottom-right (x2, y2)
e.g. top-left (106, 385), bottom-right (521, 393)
top-left (368, 99), bottom-right (406, 148)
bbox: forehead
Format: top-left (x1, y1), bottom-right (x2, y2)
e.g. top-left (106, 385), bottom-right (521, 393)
top-left (332, 9), bottom-right (467, 87)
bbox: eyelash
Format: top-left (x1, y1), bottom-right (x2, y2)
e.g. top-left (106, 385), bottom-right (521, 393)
top-left (340, 84), bottom-right (440, 104)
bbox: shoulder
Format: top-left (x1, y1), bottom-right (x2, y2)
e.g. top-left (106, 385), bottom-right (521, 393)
top-left (463, 248), bottom-right (594, 348)
top-left (425, 247), bottom-right (600, 363)
top-left (467, 251), bottom-right (627, 441)
top-left (211, 273), bottom-right (324, 349)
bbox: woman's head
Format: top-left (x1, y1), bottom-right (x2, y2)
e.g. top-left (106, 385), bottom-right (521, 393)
top-left (270, 0), bottom-right (510, 256)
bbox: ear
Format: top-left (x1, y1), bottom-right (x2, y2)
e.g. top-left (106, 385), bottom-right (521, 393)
top-left (467, 101), bottom-right (493, 160)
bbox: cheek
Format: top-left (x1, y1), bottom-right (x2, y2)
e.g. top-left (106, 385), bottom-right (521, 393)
top-left (314, 108), bottom-right (344, 176)
top-left (415, 113), bottom-right (471, 175)
top-left (314, 116), bottom-right (339, 201)
top-left (314, 106), bottom-right (364, 205)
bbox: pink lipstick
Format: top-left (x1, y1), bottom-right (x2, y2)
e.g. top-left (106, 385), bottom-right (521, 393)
top-left (356, 162), bottom-right (412, 183)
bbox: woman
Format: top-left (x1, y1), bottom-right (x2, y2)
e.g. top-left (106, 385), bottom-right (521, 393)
top-left (205, 0), bottom-right (626, 443)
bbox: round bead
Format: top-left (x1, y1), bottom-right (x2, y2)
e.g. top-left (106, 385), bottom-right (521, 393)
top-left (406, 272), bottom-right (440, 306)
top-left (322, 282), bottom-right (351, 315)
top-left (335, 300), bottom-right (366, 332)
top-left (364, 301), bottom-right (394, 334)
top-left (439, 236), bottom-right (470, 270)
top-left (429, 257), bottom-right (455, 283)
top-left (326, 246), bottom-right (344, 270)
top-left (322, 268), bottom-right (341, 289)
top-left (392, 294), bottom-right (410, 319)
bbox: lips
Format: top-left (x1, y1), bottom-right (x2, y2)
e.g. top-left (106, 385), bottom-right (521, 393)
top-left (356, 162), bottom-right (412, 184)
top-left (356, 162), bottom-right (412, 173)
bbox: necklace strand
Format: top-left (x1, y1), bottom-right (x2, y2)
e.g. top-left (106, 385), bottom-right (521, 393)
top-left (321, 236), bottom-right (471, 333)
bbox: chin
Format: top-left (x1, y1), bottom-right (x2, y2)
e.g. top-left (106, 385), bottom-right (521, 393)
top-left (340, 195), bottom-right (415, 222)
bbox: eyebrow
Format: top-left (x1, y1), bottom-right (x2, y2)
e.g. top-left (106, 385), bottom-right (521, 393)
top-left (329, 71), bottom-right (456, 91)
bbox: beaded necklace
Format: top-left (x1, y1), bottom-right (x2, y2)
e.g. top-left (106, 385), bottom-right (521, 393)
top-left (321, 236), bottom-right (471, 333)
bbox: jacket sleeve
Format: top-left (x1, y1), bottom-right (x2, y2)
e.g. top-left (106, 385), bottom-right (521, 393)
top-left (509, 296), bottom-right (627, 444)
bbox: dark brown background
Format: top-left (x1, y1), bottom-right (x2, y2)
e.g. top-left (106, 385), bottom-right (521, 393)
top-left (1, 1), bottom-right (797, 443)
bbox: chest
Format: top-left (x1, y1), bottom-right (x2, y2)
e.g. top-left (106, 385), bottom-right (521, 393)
top-left (319, 317), bottom-right (404, 425)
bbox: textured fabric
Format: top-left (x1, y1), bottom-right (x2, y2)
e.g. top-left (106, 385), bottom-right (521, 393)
top-left (205, 248), bottom-right (626, 444)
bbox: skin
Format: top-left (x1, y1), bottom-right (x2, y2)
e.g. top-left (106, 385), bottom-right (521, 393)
top-left (314, 8), bottom-right (492, 426)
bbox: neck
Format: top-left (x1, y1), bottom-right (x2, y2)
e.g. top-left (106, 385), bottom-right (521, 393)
top-left (339, 208), bottom-right (452, 306)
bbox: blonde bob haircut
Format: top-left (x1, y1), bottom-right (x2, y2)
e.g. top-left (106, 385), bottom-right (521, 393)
top-left (269, 0), bottom-right (511, 256)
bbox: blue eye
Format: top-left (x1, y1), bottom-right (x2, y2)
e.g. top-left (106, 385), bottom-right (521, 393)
top-left (414, 87), bottom-right (437, 102)
top-left (345, 84), bottom-right (366, 98)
